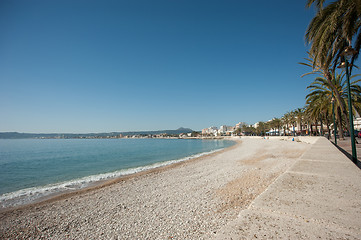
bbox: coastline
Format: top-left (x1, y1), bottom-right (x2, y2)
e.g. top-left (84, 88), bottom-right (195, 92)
top-left (0, 137), bottom-right (310, 239)
top-left (0, 138), bottom-right (238, 212)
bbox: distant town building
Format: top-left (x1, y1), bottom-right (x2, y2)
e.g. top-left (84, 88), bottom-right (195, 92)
top-left (202, 126), bottom-right (218, 136)
top-left (202, 128), bottom-right (208, 135)
top-left (235, 122), bottom-right (246, 129)
top-left (218, 125), bottom-right (235, 135)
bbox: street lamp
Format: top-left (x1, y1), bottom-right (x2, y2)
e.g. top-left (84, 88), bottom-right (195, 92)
top-left (338, 46), bottom-right (357, 163)
top-left (331, 94), bottom-right (337, 145)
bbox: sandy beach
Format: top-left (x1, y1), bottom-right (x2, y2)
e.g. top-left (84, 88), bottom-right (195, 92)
top-left (0, 137), bottom-right (311, 239)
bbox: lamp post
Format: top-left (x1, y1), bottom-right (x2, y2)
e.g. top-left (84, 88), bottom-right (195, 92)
top-left (338, 46), bottom-right (357, 163)
top-left (331, 94), bottom-right (337, 145)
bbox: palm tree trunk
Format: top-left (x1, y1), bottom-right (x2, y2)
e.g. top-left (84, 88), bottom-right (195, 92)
top-left (286, 123), bottom-right (289, 136)
top-left (326, 120), bottom-right (331, 140)
top-left (312, 122), bottom-right (316, 135)
top-left (311, 122), bottom-right (317, 136)
top-left (336, 106), bottom-right (344, 139)
top-left (327, 124), bottom-right (331, 140)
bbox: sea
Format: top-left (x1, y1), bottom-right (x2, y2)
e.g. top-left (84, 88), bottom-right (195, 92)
top-left (0, 138), bottom-right (235, 208)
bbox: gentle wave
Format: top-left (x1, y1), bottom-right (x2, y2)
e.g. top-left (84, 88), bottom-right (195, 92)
top-left (0, 148), bottom-right (223, 209)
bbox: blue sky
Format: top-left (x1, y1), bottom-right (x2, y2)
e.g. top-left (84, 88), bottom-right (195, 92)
top-left (0, 0), bottom-right (334, 133)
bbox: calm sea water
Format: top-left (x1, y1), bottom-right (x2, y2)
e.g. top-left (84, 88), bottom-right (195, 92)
top-left (0, 138), bottom-right (234, 208)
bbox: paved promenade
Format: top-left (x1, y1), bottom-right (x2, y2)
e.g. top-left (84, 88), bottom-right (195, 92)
top-left (330, 137), bottom-right (361, 168)
top-left (215, 137), bottom-right (361, 239)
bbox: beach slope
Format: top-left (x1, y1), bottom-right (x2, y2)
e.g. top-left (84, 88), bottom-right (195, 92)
top-left (0, 137), bottom-right (339, 239)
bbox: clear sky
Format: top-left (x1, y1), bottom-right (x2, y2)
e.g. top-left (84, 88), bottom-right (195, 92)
top-left (0, 0), bottom-right (332, 133)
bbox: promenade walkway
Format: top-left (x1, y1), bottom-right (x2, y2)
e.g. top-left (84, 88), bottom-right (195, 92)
top-left (215, 137), bottom-right (361, 239)
top-left (330, 137), bottom-right (361, 168)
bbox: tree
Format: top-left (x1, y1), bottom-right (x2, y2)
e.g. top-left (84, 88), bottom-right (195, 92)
top-left (238, 124), bottom-right (256, 136)
top-left (282, 113), bottom-right (291, 136)
top-left (294, 108), bottom-right (305, 135)
top-left (268, 119), bottom-right (276, 136)
top-left (275, 118), bottom-right (282, 136)
top-left (303, 106), bottom-right (313, 135)
top-left (304, 0), bottom-right (361, 136)
top-left (306, 93), bottom-right (332, 136)
top-left (305, 105), bottom-right (317, 135)
top-left (233, 128), bottom-right (242, 136)
top-left (191, 131), bottom-right (200, 137)
top-left (256, 122), bottom-right (269, 136)
top-left (247, 126), bottom-right (257, 136)
top-left (306, 0), bottom-right (361, 70)
top-left (270, 118), bottom-right (282, 136)
top-left (300, 54), bottom-right (352, 134)
top-left (288, 111), bottom-right (297, 136)
top-left (306, 73), bottom-right (361, 137)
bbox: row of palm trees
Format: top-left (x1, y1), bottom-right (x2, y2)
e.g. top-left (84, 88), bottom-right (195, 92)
top-left (253, 68), bottom-right (361, 138)
top-left (244, 70), bottom-right (361, 138)
top-left (302, 0), bottom-right (361, 138)
top-left (247, 0), bottom-right (361, 138)
top-left (238, 0), bottom-right (361, 138)
top-left (243, 109), bottom-right (315, 137)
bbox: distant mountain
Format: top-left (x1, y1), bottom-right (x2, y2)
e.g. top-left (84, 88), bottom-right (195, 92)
top-left (0, 128), bottom-right (194, 139)
top-left (117, 127), bottom-right (194, 136)
top-left (0, 132), bottom-right (91, 139)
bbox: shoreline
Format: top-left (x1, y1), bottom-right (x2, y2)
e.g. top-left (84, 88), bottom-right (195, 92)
top-left (0, 138), bottom-right (240, 213)
top-left (0, 137), bottom-right (311, 239)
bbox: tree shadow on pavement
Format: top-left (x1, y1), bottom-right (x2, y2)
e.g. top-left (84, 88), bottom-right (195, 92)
top-left (332, 142), bottom-right (361, 170)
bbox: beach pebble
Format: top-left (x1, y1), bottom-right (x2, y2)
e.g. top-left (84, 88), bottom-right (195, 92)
top-left (0, 138), bottom-right (309, 239)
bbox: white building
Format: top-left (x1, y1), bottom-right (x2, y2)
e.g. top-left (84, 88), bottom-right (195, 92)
top-left (218, 125), bottom-right (235, 135)
top-left (235, 122), bottom-right (246, 129)
top-left (202, 126), bottom-right (219, 136)
top-left (354, 117), bottom-right (361, 131)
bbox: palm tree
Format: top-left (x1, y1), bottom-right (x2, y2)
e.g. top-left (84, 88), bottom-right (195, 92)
top-left (268, 118), bottom-right (281, 136)
top-left (282, 113), bottom-right (292, 136)
top-left (306, 73), bottom-right (361, 138)
top-left (288, 111), bottom-right (297, 136)
top-left (281, 116), bottom-right (287, 136)
top-left (294, 108), bottom-right (305, 135)
top-left (306, 94), bottom-right (332, 136)
top-left (303, 107), bottom-right (314, 135)
top-left (268, 119), bottom-right (275, 136)
top-left (306, 0), bottom-right (361, 70)
top-left (304, 105), bottom-right (316, 135)
top-left (304, 0), bottom-right (361, 137)
top-left (241, 125), bottom-right (256, 136)
top-left (257, 122), bottom-right (269, 136)
top-left (273, 118), bottom-right (282, 136)
top-left (300, 54), bottom-right (352, 134)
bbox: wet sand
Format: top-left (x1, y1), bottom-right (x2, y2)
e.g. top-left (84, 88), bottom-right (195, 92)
top-left (0, 137), bottom-right (310, 239)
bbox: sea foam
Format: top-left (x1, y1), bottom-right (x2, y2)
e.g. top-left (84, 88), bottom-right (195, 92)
top-left (0, 148), bottom-right (222, 209)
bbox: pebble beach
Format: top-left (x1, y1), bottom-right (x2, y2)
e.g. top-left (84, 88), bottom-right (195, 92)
top-left (0, 137), bottom-right (311, 239)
